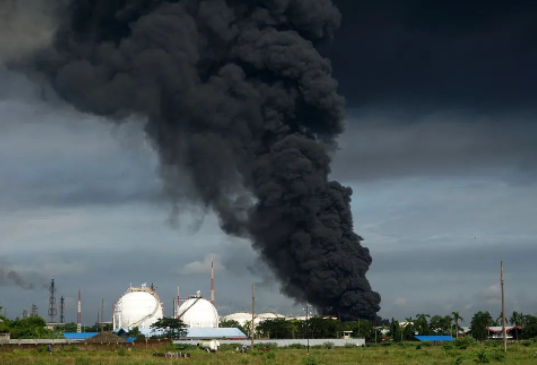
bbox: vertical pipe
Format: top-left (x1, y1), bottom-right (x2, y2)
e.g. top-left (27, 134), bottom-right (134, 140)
top-left (501, 261), bottom-right (507, 353)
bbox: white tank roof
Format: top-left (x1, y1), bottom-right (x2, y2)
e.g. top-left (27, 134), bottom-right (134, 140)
top-left (113, 285), bottom-right (164, 330)
top-left (178, 295), bottom-right (219, 328)
top-left (221, 312), bottom-right (285, 326)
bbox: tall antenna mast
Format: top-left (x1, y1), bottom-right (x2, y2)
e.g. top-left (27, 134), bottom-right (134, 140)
top-left (211, 254), bottom-right (215, 306)
top-left (60, 296), bottom-right (65, 323)
top-left (501, 261), bottom-right (507, 353)
top-left (48, 279), bottom-right (57, 323)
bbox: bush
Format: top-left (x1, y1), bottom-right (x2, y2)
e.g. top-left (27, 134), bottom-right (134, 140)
top-left (301, 355), bottom-right (320, 365)
top-left (266, 351), bottom-right (276, 360)
top-left (442, 342), bottom-right (455, 350)
top-left (475, 350), bottom-right (490, 364)
top-left (521, 341), bottom-right (532, 347)
top-left (491, 350), bottom-right (505, 362)
top-left (117, 348), bottom-right (127, 356)
top-left (455, 336), bottom-right (475, 350)
top-left (321, 342), bottom-right (335, 349)
top-left (288, 343), bottom-right (306, 349)
top-left (380, 341), bottom-right (392, 347)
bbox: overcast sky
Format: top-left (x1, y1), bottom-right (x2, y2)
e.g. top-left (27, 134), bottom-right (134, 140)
top-left (1, 0), bottom-right (537, 324)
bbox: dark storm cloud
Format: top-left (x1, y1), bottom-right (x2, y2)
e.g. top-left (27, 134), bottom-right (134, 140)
top-left (331, 110), bottom-right (537, 182)
top-left (326, 0), bottom-right (537, 110)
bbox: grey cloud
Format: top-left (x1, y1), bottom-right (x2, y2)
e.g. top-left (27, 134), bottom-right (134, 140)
top-left (332, 109), bottom-right (537, 183)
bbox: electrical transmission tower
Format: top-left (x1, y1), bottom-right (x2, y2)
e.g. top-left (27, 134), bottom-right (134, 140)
top-left (48, 279), bottom-right (57, 323)
top-left (60, 296), bottom-right (65, 323)
top-left (31, 304), bottom-right (38, 317)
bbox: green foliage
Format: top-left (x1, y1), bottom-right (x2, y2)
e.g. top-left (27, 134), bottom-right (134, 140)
top-left (150, 317), bottom-right (186, 339)
top-left (301, 355), bottom-right (320, 365)
top-left (117, 348), bottom-right (127, 356)
top-left (522, 315), bottom-right (537, 339)
top-left (454, 336), bottom-right (476, 349)
top-left (474, 350), bottom-right (490, 363)
top-left (6, 316), bottom-right (58, 339)
top-left (389, 318), bottom-right (401, 341)
top-left (266, 351), bottom-right (276, 359)
top-left (74, 356), bottom-right (92, 365)
top-left (414, 314), bottom-right (431, 336)
top-left (470, 312), bottom-right (493, 341)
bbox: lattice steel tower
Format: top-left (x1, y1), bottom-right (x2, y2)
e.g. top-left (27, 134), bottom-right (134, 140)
top-left (48, 279), bottom-right (57, 323)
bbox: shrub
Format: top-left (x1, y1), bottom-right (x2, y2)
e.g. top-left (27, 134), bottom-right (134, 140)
top-left (301, 355), bottom-right (320, 365)
top-left (455, 336), bottom-right (475, 350)
top-left (442, 342), bottom-right (454, 350)
top-left (239, 358), bottom-right (250, 365)
top-left (491, 350), bottom-right (505, 362)
top-left (288, 343), bottom-right (306, 349)
top-left (321, 342), bottom-right (335, 349)
top-left (475, 350), bottom-right (490, 364)
top-left (452, 356), bottom-right (464, 365)
top-left (117, 348), bottom-right (127, 356)
top-left (521, 341), bottom-right (532, 347)
top-left (380, 341), bottom-right (392, 347)
top-left (266, 351), bottom-right (276, 360)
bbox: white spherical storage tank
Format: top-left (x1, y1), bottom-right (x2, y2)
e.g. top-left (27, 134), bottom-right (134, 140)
top-left (178, 295), bottom-right (219, 328)
top-left (113, 285), bottom-right (164, 330)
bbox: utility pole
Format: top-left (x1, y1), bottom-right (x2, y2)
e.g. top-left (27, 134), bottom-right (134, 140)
top-left (101, 299), bottom-right (104, 333)
top-left (251, 284), bottom-right (255, 349)
top-left (501, 261), bottom-right (507, 353)
top-left (306, 304), bottom-right (310, 354)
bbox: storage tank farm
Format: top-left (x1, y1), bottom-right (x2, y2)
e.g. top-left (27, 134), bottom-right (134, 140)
top-left (113, 283), bottom-right (164, 330)
top-left (177, 291), bottom-right (219, 328)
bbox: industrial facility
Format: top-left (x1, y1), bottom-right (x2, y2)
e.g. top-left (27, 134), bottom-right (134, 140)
top-left (112, 284), bottom-right (164, 330)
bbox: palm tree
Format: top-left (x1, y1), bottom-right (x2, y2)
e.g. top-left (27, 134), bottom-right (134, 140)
top-left (509, 311), bottom-right (524, 327)
top-left (451, 312), bottom-right (465, 338)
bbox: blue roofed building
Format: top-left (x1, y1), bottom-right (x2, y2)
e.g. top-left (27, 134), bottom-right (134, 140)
top-left (415, 335), bottom-right (454, 342)
top-left (64, 332), bottom-right (99, 341)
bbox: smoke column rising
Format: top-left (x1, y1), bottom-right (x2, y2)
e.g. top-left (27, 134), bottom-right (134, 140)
top-left (28, 0), bottom-right (380, 320)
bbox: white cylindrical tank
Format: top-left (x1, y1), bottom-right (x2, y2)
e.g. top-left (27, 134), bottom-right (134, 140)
top-left (113, 285), bottom-right (164, 330)
top-left (178, 295), bottom-right (219, 328)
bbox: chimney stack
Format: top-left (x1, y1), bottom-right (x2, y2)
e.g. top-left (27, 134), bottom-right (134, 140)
top-left (77, 290), bottom-right (82, 333)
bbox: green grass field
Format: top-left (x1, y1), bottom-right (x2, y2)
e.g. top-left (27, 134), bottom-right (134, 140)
top-left (1, 342), bottom-right (536, 365)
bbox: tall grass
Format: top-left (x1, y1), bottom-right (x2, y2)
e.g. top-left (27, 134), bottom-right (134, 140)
top-left (0, 342), bottom-right (536, 365)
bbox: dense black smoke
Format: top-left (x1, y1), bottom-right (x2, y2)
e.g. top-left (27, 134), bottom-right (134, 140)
top-left (29, 0), bottom-right (380, 320)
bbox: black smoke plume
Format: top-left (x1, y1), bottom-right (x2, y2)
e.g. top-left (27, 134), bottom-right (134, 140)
top-left (31, 0), bottom-right (380, 320)
top-left (0, 266), bottom-right (37, 290)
